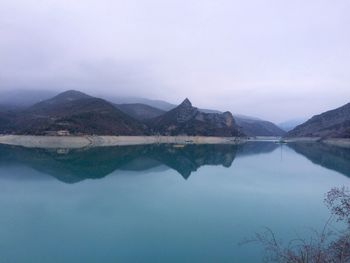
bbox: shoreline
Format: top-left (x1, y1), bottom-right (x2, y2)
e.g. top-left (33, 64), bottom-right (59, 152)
top-left (0, 135), bottom-right (349, 149)
top-left (0, 135), bottom-right (244, 149)
top-left (284, 137), bottom-right (350, 148)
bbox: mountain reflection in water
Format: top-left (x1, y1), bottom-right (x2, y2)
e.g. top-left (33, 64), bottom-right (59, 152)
top-left (0, 143), bottom-right (248, 183)
top-left (1, 141), bottom-right (349, 183)
top-left (288, 142), bottom-right (350, 178)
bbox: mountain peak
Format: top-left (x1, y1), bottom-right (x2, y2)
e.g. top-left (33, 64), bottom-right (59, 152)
top-left (27, 90), bottom-right (93, 113)
top-left (179, 98), bottom-right (192, 107)
top-left (43, 90), bottom-right (92, 105)
top-left (54, 90), bottom-right (91, 100)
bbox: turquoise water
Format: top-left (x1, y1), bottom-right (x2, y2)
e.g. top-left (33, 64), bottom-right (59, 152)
top-left (0, 142), bottom-right (349, 262)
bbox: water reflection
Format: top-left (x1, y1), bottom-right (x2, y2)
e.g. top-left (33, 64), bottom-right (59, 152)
top-left (1, 141), bottom-right (349, 183)
top-left (288, 142), bottom-right (350, 178)
top-left (0, 141), bottom-right (349, 262)
top-left (236, 141), bottom-right (278, 157)
top-left (0, 144), bottom-right (241, 183)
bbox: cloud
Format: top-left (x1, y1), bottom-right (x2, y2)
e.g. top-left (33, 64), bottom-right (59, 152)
top-left (0, 0), bottom-right (349, 121)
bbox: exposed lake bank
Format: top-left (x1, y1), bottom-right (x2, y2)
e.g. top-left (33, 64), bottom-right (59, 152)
top-left (284, 137), bottom-right (350, 148)
top-left (0, 135), bottom-right (243, 148)
top-left (1, 135), bottom-right (349, 149)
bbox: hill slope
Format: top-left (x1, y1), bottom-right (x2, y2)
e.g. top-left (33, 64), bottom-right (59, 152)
top-left (287, 103), bottom-right (350, 138)
top-left (2, 90), bottom-right (147, 135)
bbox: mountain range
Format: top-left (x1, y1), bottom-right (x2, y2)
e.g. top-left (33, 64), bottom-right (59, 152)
top-left (0, 90), bottom-right (146, 135)
top-left (0, 89), bottom-right (348, 138)
top-left (111, 97), bottom-right (285, 135)
top-left (0, 90), bottom-right (241, 136)
top-left (0, 89), bottom-right (287, 137)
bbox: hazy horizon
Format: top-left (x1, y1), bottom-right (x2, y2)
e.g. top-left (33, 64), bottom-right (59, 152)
top-left (1, 0), bottom-right (349, 122)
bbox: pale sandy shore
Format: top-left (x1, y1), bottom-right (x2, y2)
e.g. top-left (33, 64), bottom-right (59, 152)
top-left (1, 135), bottom-right (349, 149)
top-left (0, 135), bottom-right (243, 149)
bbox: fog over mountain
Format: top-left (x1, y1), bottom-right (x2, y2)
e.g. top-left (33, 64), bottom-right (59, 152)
top-left (1, 0), bottom-right (350, 122)
top-left (278, 118), bottom-right (308, 132)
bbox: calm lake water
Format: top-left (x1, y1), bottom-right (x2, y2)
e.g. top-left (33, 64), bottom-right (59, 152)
top-left (0, 142), bottom-right (349, 262)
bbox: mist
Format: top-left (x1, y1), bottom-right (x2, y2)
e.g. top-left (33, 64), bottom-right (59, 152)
top-left (1, 0), bottom-right (349, 122)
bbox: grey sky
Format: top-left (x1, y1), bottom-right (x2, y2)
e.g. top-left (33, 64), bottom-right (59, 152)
top-left (1, 0), bottom-right (349, 122)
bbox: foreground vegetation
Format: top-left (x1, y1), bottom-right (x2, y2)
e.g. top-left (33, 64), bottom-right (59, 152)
top-left (244, 187), bottom-right (350, 263)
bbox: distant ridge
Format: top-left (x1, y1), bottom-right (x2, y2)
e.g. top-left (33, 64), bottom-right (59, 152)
top-left (0, 89), bottom-right (58, 108)
top-left (115, 103), bottom-right (165, 121)
top-left (107, 96), bottom-right (176, 111)
top-left (234, 115), bottom-right (286, 137)
top-left (278, 118), bottom-right (308, 132)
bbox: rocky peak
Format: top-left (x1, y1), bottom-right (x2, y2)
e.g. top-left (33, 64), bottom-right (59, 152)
top-left (179, 98), bottom-right (192, 108)
top-left (173, 98), bottom-right (198, 123)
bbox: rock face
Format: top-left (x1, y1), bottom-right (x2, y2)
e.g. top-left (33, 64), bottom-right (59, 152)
top-left (287, 103), bottom-right (350, 138)
top-left (150, 98), bottom-right (243, 136)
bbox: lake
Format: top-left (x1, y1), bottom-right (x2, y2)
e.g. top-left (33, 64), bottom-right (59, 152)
top-left (0, 142), bottom-right (349, 262)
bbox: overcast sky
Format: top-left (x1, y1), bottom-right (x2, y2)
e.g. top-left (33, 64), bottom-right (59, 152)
top-left (1, 0), bottom-right (349, 122)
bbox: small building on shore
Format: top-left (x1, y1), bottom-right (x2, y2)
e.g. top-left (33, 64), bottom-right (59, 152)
top-left (45, 130), bottom-right (70, 136)
top-left (57, 130), bottom-right (70, 136)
